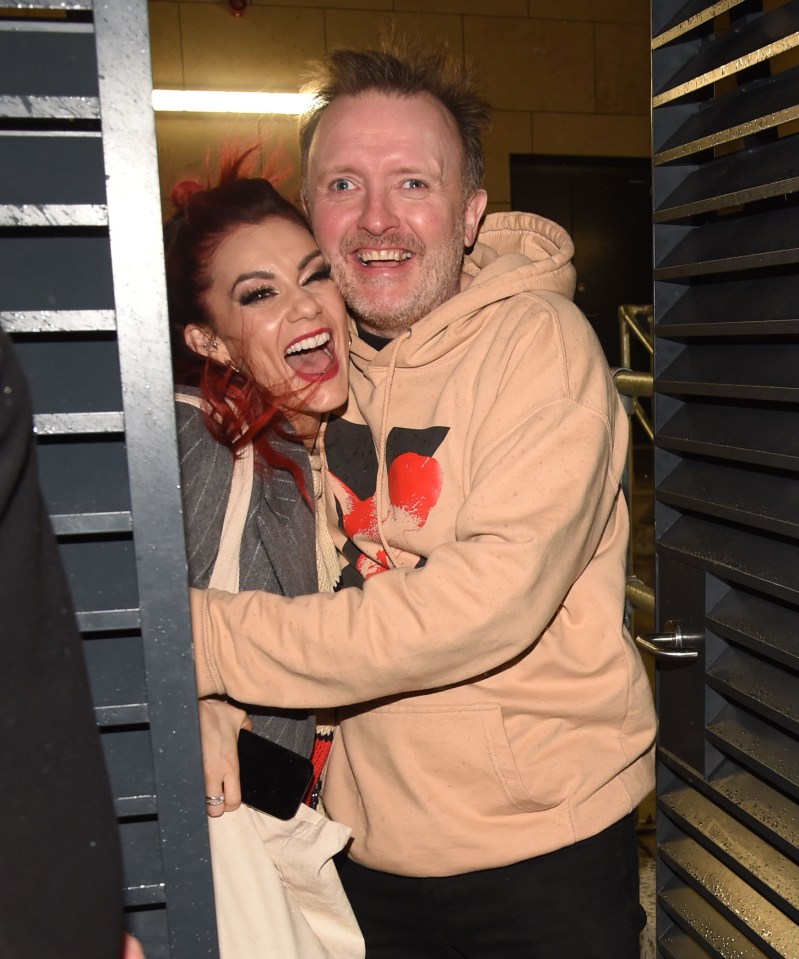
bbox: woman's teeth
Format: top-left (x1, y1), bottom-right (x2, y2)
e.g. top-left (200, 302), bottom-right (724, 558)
top-left (285, 331), bottom-right (331, 356)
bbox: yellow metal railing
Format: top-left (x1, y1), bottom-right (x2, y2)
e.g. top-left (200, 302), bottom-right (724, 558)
top-left (617, 304), bottom-right (654, 441)
top-left (613, 304), bottom-right (655, 617)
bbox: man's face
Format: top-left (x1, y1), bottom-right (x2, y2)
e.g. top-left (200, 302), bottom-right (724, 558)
top-left (305, 91), bottom-right (487, 338)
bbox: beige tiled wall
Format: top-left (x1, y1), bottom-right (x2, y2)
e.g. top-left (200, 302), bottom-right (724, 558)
top-left (148, 0), bottom-right (651, 215)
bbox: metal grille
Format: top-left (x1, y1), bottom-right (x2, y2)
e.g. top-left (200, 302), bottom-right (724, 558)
top-left (652, 0), bottom-right (799, 954)
top-left (0, 2), bottom-right (218, 956)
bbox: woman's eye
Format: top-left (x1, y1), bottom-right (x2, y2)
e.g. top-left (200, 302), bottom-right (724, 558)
top-left (239, 286), bottom-right (275, 306)
top-left (306, 265), bottom-right (332, 284)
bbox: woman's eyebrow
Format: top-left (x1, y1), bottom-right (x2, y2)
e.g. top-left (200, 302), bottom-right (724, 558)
top-left (230, 251), bottom-right (322, 294)
top-left (299, 249), bottom-right (323, 270)
top-left (230, 269), bottom-right (273, 294)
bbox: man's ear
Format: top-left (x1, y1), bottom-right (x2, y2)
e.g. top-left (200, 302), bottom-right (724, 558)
top-left (183, 324), bottom-right (233, 365)
top-left (463, 189), bottom-right (488, 248)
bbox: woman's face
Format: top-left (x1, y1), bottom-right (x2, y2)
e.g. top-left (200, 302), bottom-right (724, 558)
top-left (188, 216), bottom-right (349, 435)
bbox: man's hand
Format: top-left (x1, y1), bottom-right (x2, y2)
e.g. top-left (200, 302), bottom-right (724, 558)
top-left (199, 698), bottom-right (252, 816)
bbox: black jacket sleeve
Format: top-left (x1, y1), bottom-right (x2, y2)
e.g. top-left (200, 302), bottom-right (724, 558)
top-left (0, 328), bottom-right (124, 959)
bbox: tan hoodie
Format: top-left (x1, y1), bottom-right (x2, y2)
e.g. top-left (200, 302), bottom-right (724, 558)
top-left (192, 212), bottom-right (657, 876)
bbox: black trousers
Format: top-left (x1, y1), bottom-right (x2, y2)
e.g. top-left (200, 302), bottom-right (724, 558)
top-left (336, 812), bottom-right (646, 959)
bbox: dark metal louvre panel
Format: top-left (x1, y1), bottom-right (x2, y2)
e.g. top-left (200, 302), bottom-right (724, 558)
top-left (659, 916), bottom-right (764, 959)
top-left (652, 2), bottom-right (799, 955)
top-left (0, 3), bottom-right (217, 957)
top-left (9, 0), bottom-right (92, 7)
top-left (708, 587), bottom-right (799, 670)
top-left (655, 203), bottom-right (799, 278)
top-left (657, 401), bottom-right (798, 469)
top-left (656, 760), bottom-right (799, 957)
top-left (656, 275), bottom-right (799, 337)
top-left (658, 342), bottom-right (799, 399)
top-left (654, 66), bottom-right (799, 162)
top-left (659, 834), bottom-right (797, 954)
top-left (660, 745), bottom-right (799, 861)
top-left (657, 460), bottom-right (799, 538)
top-left (708, 648), bottom-right (799, 738)
top-left (653, 0), bottom-right (799, 106)
top-left (654, 133), bottom-right (799, 219)
top-left (0, 131), bottom-right (107, 227)
top-left (0, 16), bottom-right (100, 120)
top-left (653, 0), bottom-right (748, 47)
top-left (659, 515), bottom-right (799, 604)
top-left (706, 701), bottom-right (799, 800)
top-left (661, 780), bottom-right (799, 919)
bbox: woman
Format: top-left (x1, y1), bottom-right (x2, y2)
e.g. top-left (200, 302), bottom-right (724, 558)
top-left (163, 150), bottom-right (362, 959)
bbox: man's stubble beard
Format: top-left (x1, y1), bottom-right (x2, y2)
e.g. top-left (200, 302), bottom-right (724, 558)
top-left (332, 223), bottom-right (467, 338)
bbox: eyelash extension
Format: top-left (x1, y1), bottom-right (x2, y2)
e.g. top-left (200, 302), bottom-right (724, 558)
top-left (239, 286), bottom-right (275, 306)
top-left (306, 265), bottom-right (332, 284)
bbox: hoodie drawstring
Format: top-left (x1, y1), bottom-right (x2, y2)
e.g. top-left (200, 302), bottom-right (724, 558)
top-left (373, 331), bottom-right (409, 569)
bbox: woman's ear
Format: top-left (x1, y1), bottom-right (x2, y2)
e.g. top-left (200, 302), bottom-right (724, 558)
top-left (184, 325), bottom-right (233, 365)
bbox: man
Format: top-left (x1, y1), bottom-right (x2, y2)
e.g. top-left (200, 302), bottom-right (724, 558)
top-left (191, 46), bottom-right (656, 958)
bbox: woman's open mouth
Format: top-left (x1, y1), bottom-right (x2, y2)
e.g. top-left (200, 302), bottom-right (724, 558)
top-left (284, 328), bottom-right (339, 383)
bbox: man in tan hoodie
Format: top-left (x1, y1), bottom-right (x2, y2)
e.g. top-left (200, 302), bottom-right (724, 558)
top-left (192, 46), bottom-right (657, 958)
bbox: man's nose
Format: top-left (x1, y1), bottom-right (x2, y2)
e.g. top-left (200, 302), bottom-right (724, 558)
top-left (356, 188), bottom-right (399, 235)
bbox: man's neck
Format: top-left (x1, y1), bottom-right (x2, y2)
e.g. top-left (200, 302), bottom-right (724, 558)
top-left (354, 320), bottom-right (393, 352)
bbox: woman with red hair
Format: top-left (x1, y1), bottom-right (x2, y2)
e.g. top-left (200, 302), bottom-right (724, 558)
top-left (164, 150), bottom-right (362, 959)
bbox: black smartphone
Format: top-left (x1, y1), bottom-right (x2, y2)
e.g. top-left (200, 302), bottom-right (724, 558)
top-left (237, 728), bottom-right (314, 821)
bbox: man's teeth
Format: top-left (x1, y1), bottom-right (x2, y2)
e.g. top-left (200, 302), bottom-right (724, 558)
top-left (357, 250), bottom-right (412, 263)
top-left (285, 331), bottom-right (331, 356)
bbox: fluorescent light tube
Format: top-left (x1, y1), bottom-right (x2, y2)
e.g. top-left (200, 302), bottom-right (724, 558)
top-left (151, 90), bottom-right (317, 114)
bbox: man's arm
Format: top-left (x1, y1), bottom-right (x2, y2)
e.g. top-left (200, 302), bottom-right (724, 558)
top-left (193, 355), bottom-right (626, 707)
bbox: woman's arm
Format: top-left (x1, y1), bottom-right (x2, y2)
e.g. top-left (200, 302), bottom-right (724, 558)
top-left (198, 698), bottom-right (252, 816)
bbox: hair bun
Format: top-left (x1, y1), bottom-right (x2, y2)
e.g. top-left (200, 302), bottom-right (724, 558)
top-left (171, 178), bottom-right (205, 210)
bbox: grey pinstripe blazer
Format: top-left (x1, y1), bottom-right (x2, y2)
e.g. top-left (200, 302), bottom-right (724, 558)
top-left (175, 391), bottom-right (316, 757)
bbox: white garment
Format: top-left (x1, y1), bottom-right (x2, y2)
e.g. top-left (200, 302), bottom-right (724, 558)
top-left (209, 803), bottom-right (363, 959)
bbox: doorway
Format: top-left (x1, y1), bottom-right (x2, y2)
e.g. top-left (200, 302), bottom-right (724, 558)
top-left (510, 154), bottom-right (652, 369)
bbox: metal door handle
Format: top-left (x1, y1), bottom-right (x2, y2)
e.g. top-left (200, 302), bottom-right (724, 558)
top-left (635, 619), bottom-right (701, 661)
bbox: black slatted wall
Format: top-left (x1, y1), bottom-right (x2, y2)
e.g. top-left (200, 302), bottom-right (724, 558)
top-left (0, 2), bottom-right (218, 956)
top-left (651, 0), bottom-right (799, 955)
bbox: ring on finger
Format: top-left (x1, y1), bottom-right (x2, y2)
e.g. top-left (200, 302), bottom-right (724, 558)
top-left (205, 794), bottom-right (225, 807)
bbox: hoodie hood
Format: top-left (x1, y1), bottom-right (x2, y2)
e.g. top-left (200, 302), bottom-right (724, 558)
top-left (464, 211), bottom-right (577, 297)
top-left (349, 212), bottom-right (577, 371)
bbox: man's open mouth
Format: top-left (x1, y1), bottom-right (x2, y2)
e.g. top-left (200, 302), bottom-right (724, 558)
top-left (356, 249), bottom-right (413, 265)
top-left (284, 329), bottom-right (337, 380)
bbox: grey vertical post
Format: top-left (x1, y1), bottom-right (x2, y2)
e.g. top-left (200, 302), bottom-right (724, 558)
top-left (93, 3), bottom-right (219, 955)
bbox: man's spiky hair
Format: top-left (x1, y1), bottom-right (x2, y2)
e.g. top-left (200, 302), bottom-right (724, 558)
top-left (298, 40), bottom-right (491, 203)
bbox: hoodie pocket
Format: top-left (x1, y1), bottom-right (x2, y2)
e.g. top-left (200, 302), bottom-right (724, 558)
top-left (361, 700), bottom-right (557, 816)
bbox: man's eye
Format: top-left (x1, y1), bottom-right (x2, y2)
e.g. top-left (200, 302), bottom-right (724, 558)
top-left (239, 286), bottom-right (275, 306)
top-left (332, 179), bottom-right (354, 191)
top-left (402, 179), bottom-right (426, 189)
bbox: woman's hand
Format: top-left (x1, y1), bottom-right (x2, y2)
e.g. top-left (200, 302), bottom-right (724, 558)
top-left (199, 697), bottom-right (252, 817)
top-left (122, 933), bottom-right (146, 959)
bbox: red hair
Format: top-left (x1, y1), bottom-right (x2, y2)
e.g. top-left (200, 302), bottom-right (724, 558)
top-left (164, 145), bottom-right (315, 503)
